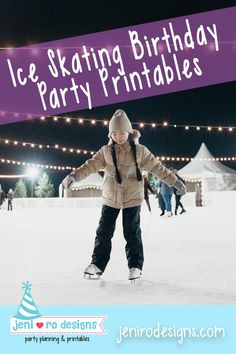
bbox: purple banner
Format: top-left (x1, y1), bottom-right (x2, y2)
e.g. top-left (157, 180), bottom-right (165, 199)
top-left (0, 7), bottom-right (235, 125)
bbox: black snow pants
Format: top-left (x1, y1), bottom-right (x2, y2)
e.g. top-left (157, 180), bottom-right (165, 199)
top-left (8, 200), bottom-right (13, 211)
top-left (91, 205), bottom-right (143, 272)
top-left (175, 194), bottom-right (184, 211)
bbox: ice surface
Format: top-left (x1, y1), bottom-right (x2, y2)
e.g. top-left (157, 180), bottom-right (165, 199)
top-left (1, 194), bottom-right (236, 305)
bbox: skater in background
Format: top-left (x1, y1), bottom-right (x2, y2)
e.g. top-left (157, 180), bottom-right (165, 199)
top-left (143, 172), bottom-right (155, 212)
top-left (158, 179), bottom-right (173, 217)
top-left (7, 188), bottom-right (14, 211)
top-left (156, 179), bottom-right (166, 216)
top-left (170, 168), bottom-right (186, 215)
top-left (62, 110), bottom-right (186, 281)
top-left (0, 185), bottom-right (5, 209)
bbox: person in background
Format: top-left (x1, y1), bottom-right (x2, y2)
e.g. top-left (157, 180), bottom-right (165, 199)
top-left (7, 188), bottom-right (14, 211)
top-left (158, 180), bottom-right (173, 217)
top-left (0, 185), bottom-right (5, 209)
top-left (143, 172), bottom-right (155, 212)
top-left (156, 179), bottom-right (166, 216)
top-left (170, 168), bottom-right (186, 215)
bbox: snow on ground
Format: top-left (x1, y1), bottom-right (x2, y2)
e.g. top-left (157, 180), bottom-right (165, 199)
top-left (1, 195), bottom-right (236, 305)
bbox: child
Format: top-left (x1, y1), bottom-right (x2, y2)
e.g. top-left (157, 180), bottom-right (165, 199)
top-left (62, 109), bottom-right (185, 280)
top-left (7, 188), bottom-right (14, 211)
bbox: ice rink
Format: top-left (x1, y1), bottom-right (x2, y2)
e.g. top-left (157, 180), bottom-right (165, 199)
top-left (1, 194), bottom-right (236, 306)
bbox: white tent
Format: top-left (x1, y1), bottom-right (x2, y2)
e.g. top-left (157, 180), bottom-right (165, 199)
top-left (59, 173), bottom-right (103, 197)
top-left (178, 143), bottom-right (236, 191)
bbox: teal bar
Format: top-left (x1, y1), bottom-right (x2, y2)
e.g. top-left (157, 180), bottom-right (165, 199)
top-left (1, 306), bottom-right (235, 354)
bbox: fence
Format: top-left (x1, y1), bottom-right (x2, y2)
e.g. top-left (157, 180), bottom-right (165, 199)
top-left (3, 191), bottom-right (235, 210)
top-left (1, 192), bottom-right (197, 210)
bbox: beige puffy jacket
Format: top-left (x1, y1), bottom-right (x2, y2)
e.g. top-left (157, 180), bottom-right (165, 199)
top-left (72, 141), bottom-right (177, 209)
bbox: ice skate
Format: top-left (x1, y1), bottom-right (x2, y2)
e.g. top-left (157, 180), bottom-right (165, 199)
top-left (129, 267), bottom-right (142, 284)
top-left (84, 264), bottom-right (102, 279)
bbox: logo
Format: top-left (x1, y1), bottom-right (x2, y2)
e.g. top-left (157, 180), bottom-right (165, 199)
top-left (10, 281), bottom-right (107, 335)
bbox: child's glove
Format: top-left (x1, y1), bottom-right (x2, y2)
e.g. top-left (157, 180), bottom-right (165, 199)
top-left (62, 173), bottom-right (76, 189)
top-left (173, 179), bottom-right (186, 196)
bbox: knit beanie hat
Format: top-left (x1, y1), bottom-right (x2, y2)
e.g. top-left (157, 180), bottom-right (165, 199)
top-left (108, 109), bottom-right (133, 137)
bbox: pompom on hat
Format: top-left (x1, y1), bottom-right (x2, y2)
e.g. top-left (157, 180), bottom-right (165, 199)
top-left (108, 109), bottom-right (141, 142)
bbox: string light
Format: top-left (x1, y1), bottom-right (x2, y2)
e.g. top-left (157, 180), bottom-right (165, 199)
top-left (72, 186), bottom-right (102, 191)
top-left (0, 137), bottom-right (95, 156)
top-left (0, 157), bottom-right (75, 171)
top-left (2, 111), bottom-right (235, 133)
top-left (38, 115), bottom-right (233, 133)
top-left (1, 138), bottom-right (236, 163)
top-left (2, 153), bottom-right (235, 176)
top-left (0, 174), bottom-right (28, 178)
top-left (155, 156), bottom-right (236, 161)
top-left (184, 178), bottom-right (202, 182)
top-left (1, 40), bottom-right (235, 52)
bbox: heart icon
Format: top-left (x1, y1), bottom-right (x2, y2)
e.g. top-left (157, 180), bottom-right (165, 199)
top-left (36, 322), bottom-right (44, 329)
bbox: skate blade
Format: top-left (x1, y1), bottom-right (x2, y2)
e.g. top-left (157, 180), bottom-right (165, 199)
top-left (130, 277), bottom-right (141, 285)
top-left (84, 273), bottom-right (102, 280)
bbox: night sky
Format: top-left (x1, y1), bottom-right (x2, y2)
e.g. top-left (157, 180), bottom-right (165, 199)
top-left (0, 0), bottom-right (236, 195)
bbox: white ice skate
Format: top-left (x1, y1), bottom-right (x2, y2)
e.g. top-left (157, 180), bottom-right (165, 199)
top-left (129, 267), bottom-right (142, 284)
top-left (84, 264), bottom-right (103, 279)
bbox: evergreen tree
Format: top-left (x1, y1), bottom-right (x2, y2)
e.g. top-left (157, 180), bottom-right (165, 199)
top-left (34, 172), bottom-right (55, 197)
top-left (14, 179), bottom-right (27, 198)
